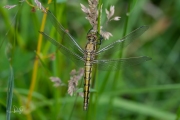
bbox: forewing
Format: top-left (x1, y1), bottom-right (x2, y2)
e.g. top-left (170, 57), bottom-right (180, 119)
top-left (97, 26), bottom-right (148, 57)
top-left (40, 31), bottom-right (84, 66)
top-left (93, 56), bottom-right (151, 71)
top-left (46, 10), bottom-right (84, 54)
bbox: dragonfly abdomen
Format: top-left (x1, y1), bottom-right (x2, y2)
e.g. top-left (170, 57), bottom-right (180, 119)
top-left (83, 60), bottom-right (93, 110)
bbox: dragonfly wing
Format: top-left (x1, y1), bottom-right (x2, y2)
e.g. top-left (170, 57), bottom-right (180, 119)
top-left (40, 31), bottom-right (85, 66)
top-left (93, 56), bottom-right (151, 71)
top-left (46, 10), bottom-right (84, 54)
top-left (97, 26), bottom-right (148, 57)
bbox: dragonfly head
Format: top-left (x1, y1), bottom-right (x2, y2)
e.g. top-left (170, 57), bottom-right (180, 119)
top-left (87, 29), bottom-right (97, 42)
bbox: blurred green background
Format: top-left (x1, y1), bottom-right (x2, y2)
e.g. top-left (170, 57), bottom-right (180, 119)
top-left (0, 0), bottom-right (180, 120)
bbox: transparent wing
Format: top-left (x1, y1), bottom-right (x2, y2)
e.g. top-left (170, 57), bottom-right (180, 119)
top-left (97, 26), bottom-right (148, 56)
top-left (94, 56), bottom-right (151, 71)
top-left (46, 10), bottom-right (84, 55)
top-left (40, 31), bottom-right (85, 66)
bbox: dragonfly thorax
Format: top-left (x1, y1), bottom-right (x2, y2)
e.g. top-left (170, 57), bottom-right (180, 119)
top-left (85, 42), bottom-right (96, 53)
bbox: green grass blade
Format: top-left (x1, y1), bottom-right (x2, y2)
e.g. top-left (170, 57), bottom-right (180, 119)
top-left (112, 98), bottom-right (176, 120)
top-left (6, 65), bottom-right (14, 120)
top-left (105, 84), bottom-right (180, 95)
top-left (176, 105), bottom-right (180, 120)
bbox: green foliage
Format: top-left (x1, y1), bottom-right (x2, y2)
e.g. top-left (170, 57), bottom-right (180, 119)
top-left (0, 0), bottom-right (180, 120)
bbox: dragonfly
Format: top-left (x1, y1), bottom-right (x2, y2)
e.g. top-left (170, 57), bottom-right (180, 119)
top-left (40, 10), bottom-right (151, 111)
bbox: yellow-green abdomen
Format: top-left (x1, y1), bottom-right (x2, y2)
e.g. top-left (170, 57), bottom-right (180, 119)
top-left (83, 60), bottom-right (93, 110)
top-left (83, 40), bottom-right (96, 110)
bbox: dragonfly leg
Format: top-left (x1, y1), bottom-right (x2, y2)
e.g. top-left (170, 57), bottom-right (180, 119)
top-left (96, 32), bottom-right (103, 45)
top-left (87, 28), bottom-right (93, 35)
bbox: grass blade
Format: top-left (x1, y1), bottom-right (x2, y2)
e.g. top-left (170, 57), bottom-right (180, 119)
top-left (6, 65), bottom-right (14, 120)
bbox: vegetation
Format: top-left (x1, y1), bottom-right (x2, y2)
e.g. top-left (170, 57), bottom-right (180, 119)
top-left (0, 0), bottom-right (180, 120)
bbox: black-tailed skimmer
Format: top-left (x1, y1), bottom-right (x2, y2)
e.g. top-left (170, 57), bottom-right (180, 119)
top-left (40, 10), bottom-right (151, 111)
